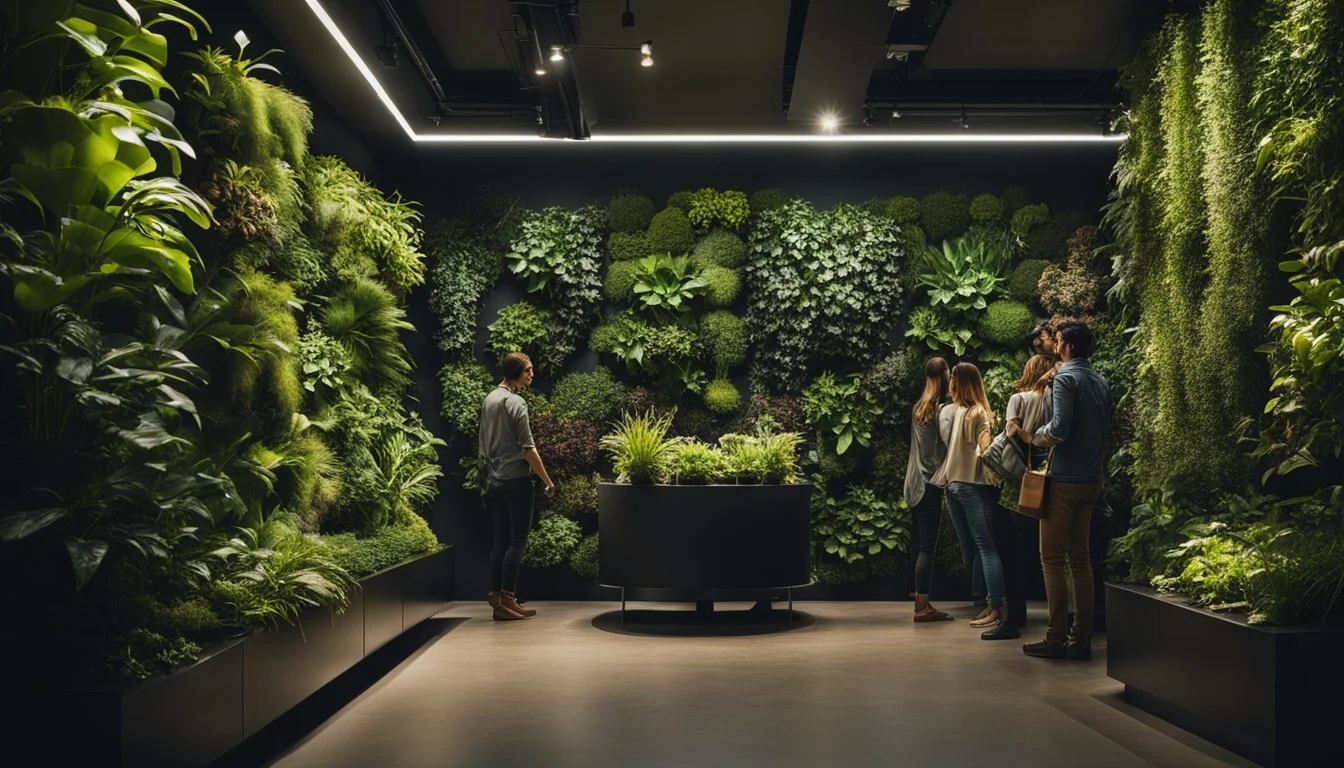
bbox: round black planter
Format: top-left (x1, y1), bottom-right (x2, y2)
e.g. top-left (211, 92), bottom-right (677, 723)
top-left (598, 482), bottom-right (812, 590)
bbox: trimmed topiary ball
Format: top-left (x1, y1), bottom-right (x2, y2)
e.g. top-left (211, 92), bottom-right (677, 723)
top-left (666, 190), bottom-right (693, 212)
top-left (979, 300), bottom-right (1038, 346)
top-left (608, 231), bottom-right (651, 261)
top-left (607, 192), bottom-right (655, 233)
top-left (605, 260), bottom-right (638, 301)
top-left (920, 191), bottom-right (970, 242)
top-left (692, 230), bottom-right (747, 269)
top-left (700, 265), bottom-right (741, 308)
top-left (647, 207), bottom-right (694, 254)
top-left (884, 195), bottom-right (921, 225)
top-left (700, 310), bottom-right (747, 371)
top-left (704, 378), bottom-right (743, 414)
top-left (550, 366), bottom-right (627, 423)
top-left (1010, 203), bottom-right (1050, 238)
top-left (1000, 185), bottom-right (1031, 217)
top-left (1027, 210), bottom-right (1086, 262)
top-left (969, 194), bottom-right (1003, 225)
top-left (749, 188), bottom-right (788, 213)
top-left (1006, 259), bottom-right (1050, 303)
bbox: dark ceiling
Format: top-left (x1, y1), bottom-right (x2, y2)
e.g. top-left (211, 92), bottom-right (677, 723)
top-left (242, 0), bottom-right (1166, 145)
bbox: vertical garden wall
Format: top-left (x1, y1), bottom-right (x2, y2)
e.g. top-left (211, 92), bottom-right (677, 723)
top-left (1107, 0), bottom-right (1343, 626)
top-left (0, 0), bottom-right (442, 688)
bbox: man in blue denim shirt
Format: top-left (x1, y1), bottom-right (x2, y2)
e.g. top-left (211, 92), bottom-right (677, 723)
top-left (1024, 320), bottom-right (1112, 660)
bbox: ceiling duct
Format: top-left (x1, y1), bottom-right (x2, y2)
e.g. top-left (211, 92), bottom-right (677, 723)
top-left (512, 1), bottom-right (589, 139)
top-left (785, 0), bottom-right (895, 124)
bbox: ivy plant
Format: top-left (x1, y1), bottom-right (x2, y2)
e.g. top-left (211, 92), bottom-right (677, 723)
top-left (505, 206), bottom-right (605, 371)
top-left (427, 220), bottom-right (502, 360)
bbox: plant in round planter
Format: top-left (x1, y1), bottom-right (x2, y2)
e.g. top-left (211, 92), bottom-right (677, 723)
top-left (600, 410), bottom-right (680, 484)
top-left (667, 442), bottom-right (730, 484)
top-left (718, 421), bottom-right (805, 484)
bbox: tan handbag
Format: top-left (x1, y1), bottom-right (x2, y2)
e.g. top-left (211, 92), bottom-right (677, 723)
top-left (1016, 447), bottom-right (1053, 519)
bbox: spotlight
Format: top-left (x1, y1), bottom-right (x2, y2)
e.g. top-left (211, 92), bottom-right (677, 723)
top-left (375, 41), bottom-right (399, 69)
top-left (891, 109), bottom-right (902, 119)
top-left (820, 113), bottom-right (839, 133)
top-left (889, 0), bottom-right (914, 10)
top-left (550, 45), bottom-right (565, 62)
top-left (640, 41), bottom-right (652, 55)
top-left (535, 66), bottom-right (546, 76)
top-left (622, 0), bottom-right (635, 27)
top-left (641, 55), bottom-right (654, 67)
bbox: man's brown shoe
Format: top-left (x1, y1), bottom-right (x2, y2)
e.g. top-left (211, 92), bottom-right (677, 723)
top-left (493, 603), bottom-right (526, 621)
top-left (487, 591), bottom-right (501, 609)
top-left (501, 592), bottom-right (536, 618)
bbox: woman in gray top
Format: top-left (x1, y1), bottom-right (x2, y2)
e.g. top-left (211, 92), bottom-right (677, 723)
top-left (903, 357), bottom-right (954, 621)
top-left (480, 352), bottom-right (555, 621)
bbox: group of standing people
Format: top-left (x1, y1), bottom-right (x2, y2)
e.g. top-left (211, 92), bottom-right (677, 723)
top-left (903, 320), bottom-right (1113, 659)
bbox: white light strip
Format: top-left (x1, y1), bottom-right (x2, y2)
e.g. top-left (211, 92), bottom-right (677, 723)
top-left (304, 0), bottom-right (1128, 146)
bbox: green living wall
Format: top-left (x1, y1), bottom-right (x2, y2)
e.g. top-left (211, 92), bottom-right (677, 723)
top-left (428, 181), bottom-right (1120, 589)
top-left (0, 1), bottom-right (441, 683)
top-left (1108, 0), bottom-right (1344, 625)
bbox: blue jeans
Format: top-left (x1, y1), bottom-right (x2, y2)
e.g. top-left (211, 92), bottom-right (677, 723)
top-left (944, 488), bottom-right (986, 600)
top-left (947, 482), bottom-right (1006, 609)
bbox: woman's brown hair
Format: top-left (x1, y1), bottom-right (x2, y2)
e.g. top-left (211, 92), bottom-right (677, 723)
top-left (1013, 354), bottom-right (1055, 393)
top-left (949, 362), bottom-right (996, 432)
top-left (913, 357), bottom-right (949, 424)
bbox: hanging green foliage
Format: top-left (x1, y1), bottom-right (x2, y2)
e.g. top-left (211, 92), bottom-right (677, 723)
top-left (426, 220), bottom-right (503, 360)
top-left (505, 206), bottom-right (605, 371)
top-left (320, 278), bottom-right (415, 394)
top-left (486, 301), bottom-right (553, 367)
top-left (184, 41), bottom-right (313, 170)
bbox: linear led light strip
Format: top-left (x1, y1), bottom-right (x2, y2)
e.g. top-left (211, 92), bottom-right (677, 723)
top-left (304, 0), bottom-right (1127, 145)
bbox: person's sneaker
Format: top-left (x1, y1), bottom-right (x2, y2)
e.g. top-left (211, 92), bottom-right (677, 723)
top-left (1065, 641), bottom-right (1092, 660)
top-left (981, 623), bottom-right (1021, 640)
top-left (1022, 640), bottom-right (1068, 658)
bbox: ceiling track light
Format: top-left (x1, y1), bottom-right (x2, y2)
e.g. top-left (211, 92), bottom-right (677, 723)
top-left (622, 0), bottom-right (635, 27)
top-left (549, 44), bottom-right (565, 62)
top-left (889, 0), bottom-right (914, 11)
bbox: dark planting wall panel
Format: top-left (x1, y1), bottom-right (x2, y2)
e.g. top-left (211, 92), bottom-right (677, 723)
top-left (394, 144), bottom-right (1118, 602)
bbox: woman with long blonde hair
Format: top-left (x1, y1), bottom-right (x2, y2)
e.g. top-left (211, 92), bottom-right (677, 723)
top-left (903, 357), bottom-right (953, 621)
top-left (937, 362), bottom-right (1007, 636)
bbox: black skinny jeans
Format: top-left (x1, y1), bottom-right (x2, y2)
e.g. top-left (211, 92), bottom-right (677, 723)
top-left (487, 476), bottom-right (535, 594)
top-left (992, 500), bottom-right (1038, 628)
top-left (911, 487), bottom-right (943, 596)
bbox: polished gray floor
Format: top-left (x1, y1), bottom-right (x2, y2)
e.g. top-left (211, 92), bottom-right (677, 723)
top-left (271, 601), bottom-right (1252, 767)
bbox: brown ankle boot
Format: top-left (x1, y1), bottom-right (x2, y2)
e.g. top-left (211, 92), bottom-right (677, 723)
top-left (501, 592), bottom-right (536, 618)
top-left (493, 602), bottom-right (526, 621)
top-left (488, 591), bottom-right (501, 609)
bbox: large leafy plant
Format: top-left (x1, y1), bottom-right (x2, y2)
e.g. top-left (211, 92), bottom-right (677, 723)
top-left (906, 234), bottom-right (1011, 355)
top-left (811, 483), bottom-right (911, 564)
top-left (631, 253), bottom-right (707, 322)
top-left (801, 371), bottom-right (883, 455)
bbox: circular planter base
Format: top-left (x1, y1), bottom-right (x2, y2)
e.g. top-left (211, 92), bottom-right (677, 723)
top-left (590, 606), bottom-right (816, 637)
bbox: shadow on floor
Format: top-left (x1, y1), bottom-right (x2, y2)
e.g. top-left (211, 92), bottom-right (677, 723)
top-left (213, 617), bottom-right (466, 768)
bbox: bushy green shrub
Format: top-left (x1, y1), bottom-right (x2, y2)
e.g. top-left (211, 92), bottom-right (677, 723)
top-left (570, 533), bottom-right (600, 579)
top-left (550, 367), bottom-right (627, 423)
top-left (979, 300), bottom-right (1037, 346)
top-left (687, 188), bottom-right (750, 230)
top-left (607, 192), bottom-right (655, 233)
top-left (811, 483), bottom-right (911, 564)
top-left (1027, 210), bottom-right (1086, 262)
top-left (438, 362), bottom-right (494, 434)
top-left (305, 156), bottom-right (425, 294)
top-left (530, 413), bottom-right (603, 477)
top-left (1006, 258), bottom-right (1050, 303)
top-left (863, 345), bottom-right (924, 424)
top-left (969, 194), bottom-right (1004, 225)
top-left (920, 191), bottom-right (971, 242)
top-left (700, 265), bottom-right (741, 307)
top-left (320, 278), bottom-right (414, 394)
top-left (692, 230), bottom-right (747, 268)
top-left (718, 425), bottom-right (804, 484)
top-left (704, 378), bottom-right (743, 414)
top-left (591, 312), bottom-right (699, 375)
top-left (543, 472), bottom-right (600, 518)
top-left (667, 441), bottom-right (729, 483)
top-left (1010, 203), bottom-right (1050, 238)
top-left (324, 515), bottom-right (441, 577)
top-left (605, 260), bottom-right (639, 301)
top-left (869, 434), bottom-right (910, 500)
top-left (802, 371), bottom-right (883, 455)
top-left (522, 515), bottom-right (582, 568)
top-left (666, 190), bottom-right (693, 211)
top-left (700, 310), bottom-right (748, 373)
top-left (487, 301), bottom-right (552, 365)
top-left (647, 207), bottom-right (695, 254)
top-left (982, 364), bottom-right (1017, 415)
top-left (608, 231), bottom-right (651, 261)
top-left (884, 195), bottom-right (921, 225)
top-left (1000, 186), bottom-right (1031, 217)
top-left (426, 220), bottom-right (503, 359)
top-left (749, 188), bottom-right (788, 213)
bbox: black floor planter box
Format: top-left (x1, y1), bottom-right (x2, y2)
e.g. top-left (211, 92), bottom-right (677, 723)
top-left (1107, 583), bottom-right (1344, 767)
top-left (599, 482), bottom-right (811, 591)
top-left (49, 547), bottom-right (452, 767)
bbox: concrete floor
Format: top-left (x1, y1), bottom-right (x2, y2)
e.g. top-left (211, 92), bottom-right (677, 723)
top-left (270, 601), bottom-right (1253, 768)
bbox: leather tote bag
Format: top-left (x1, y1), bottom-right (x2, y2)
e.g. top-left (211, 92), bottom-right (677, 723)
top-left (1016, 448), bottom-right (1053, 519)
top-left (981, 429), bottom-right (1027, 483)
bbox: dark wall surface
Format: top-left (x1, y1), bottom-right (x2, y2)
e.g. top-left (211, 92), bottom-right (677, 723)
top-left (390, 142), bottom-right (1120, 602)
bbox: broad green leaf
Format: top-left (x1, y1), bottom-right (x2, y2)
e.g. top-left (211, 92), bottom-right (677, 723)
top-left (0, 508), bottom-right (68, 541)
top-left (67, 537), bottom-right (110, 589)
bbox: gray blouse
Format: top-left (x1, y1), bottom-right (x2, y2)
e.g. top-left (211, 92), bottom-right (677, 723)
top-left (903, 404), bottom-right (947, 507)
